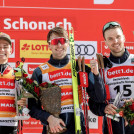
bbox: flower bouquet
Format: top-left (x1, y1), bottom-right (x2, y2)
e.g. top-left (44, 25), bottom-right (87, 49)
top-left (21, 78), bottom-right (66, 133)
top-left (14, 60), bottom-right (61, 120)
top-left (19, 78), bottom-right (40, 100)
top-left (39, 82), bottom-right (67, 134)
top-left (14, 58), bottom-right (66, 133)
top-left (14, 58), bottom-right (41, 120)
top-left (14, 61), bottom-right (32, 120)
top-left (39, 82), bottom-right (61, 115)
top-left (116, 99), bottom-right (134, 126)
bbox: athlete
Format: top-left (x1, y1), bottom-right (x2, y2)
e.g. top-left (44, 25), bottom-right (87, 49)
top-left (0, 32), bottom-right (27, 134)
top-left (89, 21), bottom-right (134, 134)
top-left (28, 26), bottom-right (106, 134)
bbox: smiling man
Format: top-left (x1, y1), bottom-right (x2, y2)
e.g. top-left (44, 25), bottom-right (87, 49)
top-left (28, 26), bottom-right (106, 134)
top-left (89, 21), bottom-right (134, 134)
top-left (0, 32), bottom-right (27, 134)
top-left (0, 33), bottom-right (12, 64)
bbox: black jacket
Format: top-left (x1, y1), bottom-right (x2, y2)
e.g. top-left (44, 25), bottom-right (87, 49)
top-left (89, 49), bottom-right (134, 134)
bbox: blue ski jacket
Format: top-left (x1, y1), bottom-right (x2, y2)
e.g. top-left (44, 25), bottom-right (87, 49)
top-left (28, 55), bottom-right (106, 134)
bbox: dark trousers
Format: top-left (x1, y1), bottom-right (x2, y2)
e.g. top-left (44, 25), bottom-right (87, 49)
top-left (103, 116), bottom-right (134, 134)
top-left (0, 126), bottom-right (17, 134)
top-left (125, 125), bottom-right (134, 134)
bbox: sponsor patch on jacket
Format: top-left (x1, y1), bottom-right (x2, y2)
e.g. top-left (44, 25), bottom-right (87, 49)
top-left (41, 64), bottom-right (49, 70)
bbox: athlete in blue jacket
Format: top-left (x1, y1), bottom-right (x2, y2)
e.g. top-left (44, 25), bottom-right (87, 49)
top-left (28, 26), bottom-right (106, 134)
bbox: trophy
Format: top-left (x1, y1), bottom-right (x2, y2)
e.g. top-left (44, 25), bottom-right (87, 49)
top-left (40, 85), bottom-right (67, 134)
top-left (14, 59), bottom-right (30, 120)
top-left (14, 80), bottom-right (30, 120)
top-left (106, 90), bottom-right (124, 122)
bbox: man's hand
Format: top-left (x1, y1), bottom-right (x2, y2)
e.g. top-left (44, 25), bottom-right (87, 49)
top-left (124, 98), bottom-right (134, 103)
top-left (17, 98), bottom-right (27, 106)
top-left (90, 57), bottom-right (99, 75)
top-left (47, 115), bottom-right (66, 133)
top-left (104, 104), bottom-right (117, 115)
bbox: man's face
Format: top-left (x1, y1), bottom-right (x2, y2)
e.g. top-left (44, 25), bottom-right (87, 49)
top-left (0, 39), bottom-right (12, 64)
top-left (48, 33), bottom-right (69, 60)
top-left (104, 28), bottom-right (125, 56)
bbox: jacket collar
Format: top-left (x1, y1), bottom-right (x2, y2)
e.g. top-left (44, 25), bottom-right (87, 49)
top-left (0, 63), bottom-right (9, 76)
top-left (48, 55), bottom-right (69, 67)
top-left (109, 48), bottom-right (130, 64)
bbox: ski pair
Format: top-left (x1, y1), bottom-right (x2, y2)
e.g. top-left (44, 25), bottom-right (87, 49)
top-left (69, 27), bottom-right (89, 134)
top-left (69, 28), bottom-right (82, 134)
top-left (96, 53), bottom-right (113, 134)
top-left (77, 56), bottom-right (89, 134)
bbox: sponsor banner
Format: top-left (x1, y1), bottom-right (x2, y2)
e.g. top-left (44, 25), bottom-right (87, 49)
top-left (0, 99), bottom-right (15, 112)
top-left (61, 88), bottom-right (73, 101)
top-left (49, 69), bottom-right (72, 81)
top-left (23, 118), bottom-right (42, 127)
top-left (28, 64), bottom-right (40, 74)
top-left (20, 63), bottom-right (41, 77)
top-left (101, 42), bottom-right (134, 57)
top-left (107, 66), bottom-right (134, 79)
top-left (4, 0), bottom-right (134, 9)
top-left (20, 40), bottom-right (51, 58)
top-left (61, 105), bottom-right (74, 113)
top-left (9, 39), bottom-right (15, 58)
top-left (79, 72), bottom-right (88, 87)
top-left (22, 118), bottom-right (43, 133)
top-left (88, 110), bottom-right (98, 129)
top-left (1, 17), bottom-right (72, 31)
top-left (0, 89), bottom-right (15, 97)
top-left (67, 41), bottom-right (97, 60)
top-left (53, 78), bottom-right (72, 87)
top-left (0, 78), bottom-right (15, 89)
top-left (0, 118), bottom-right (17, 126)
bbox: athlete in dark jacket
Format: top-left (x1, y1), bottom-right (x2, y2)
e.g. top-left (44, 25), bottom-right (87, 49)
top-left (28, 27), bottom-right (106, 134)
top-left (89, 21), bottom-right (134, 134)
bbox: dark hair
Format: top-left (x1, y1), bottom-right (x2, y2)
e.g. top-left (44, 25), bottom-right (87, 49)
top-left (47, 27), bottom-right (68, 43)
top-left (103, 21), bottom-right (123, 39)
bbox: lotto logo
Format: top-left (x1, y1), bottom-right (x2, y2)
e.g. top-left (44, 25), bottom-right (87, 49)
top-left (94, 0), bottom-right (114, 4)
top-left (20, 40), bottom-right (52, 58)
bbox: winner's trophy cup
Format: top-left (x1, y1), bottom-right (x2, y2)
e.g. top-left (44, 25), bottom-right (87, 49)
top-left (106, 90), bottom-right (124, 122)
top-left (14, 59), bottom-right (30, 120)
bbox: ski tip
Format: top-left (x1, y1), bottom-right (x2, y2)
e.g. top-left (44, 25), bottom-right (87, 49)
top-left (69, 27), bottom-right (74, 34)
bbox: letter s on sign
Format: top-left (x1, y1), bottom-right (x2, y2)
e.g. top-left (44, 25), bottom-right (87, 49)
top-left (4, 18), bottom-right (11, 29)
top-left (94, 0), bottom-right (114, 4)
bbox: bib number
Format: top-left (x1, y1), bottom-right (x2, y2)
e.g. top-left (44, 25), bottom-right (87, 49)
top-left (114, 85), bottom-right (132, 97)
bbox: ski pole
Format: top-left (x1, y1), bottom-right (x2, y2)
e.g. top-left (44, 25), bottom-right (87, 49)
top-left (82, 56), bottom-right (89, 134)
top-left (98, 54), bottom-right (113, 134)
top-left (78, 56), bottom-right (89, 134)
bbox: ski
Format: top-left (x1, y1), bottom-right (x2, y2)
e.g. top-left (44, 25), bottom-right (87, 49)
top-left (69, 28), bottom-right (82, 134)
